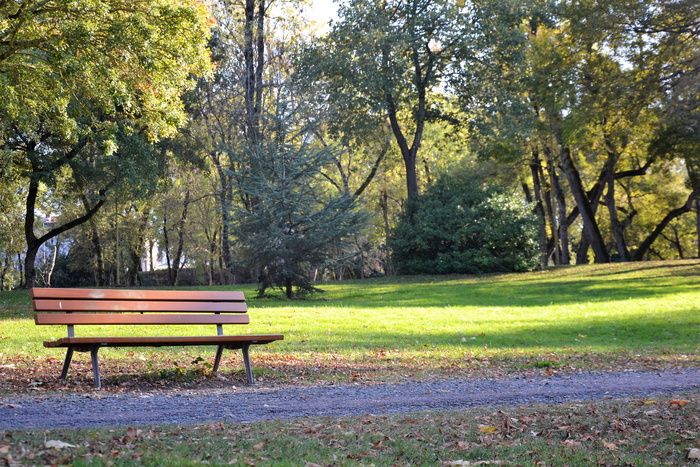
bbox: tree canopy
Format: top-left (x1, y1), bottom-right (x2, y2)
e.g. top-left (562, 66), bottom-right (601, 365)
top-left (1, 0), bottom-right (213, 287)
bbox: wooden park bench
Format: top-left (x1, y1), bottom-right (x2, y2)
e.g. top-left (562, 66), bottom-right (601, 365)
top-left (32, 288), bottom-right (283, 388)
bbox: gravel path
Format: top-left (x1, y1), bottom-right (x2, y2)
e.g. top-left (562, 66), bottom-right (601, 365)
top-left (2, 369), bottom-right (699, 430)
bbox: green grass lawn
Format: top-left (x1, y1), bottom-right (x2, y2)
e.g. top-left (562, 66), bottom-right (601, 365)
top-left (1, 260), bottom-right (699, 466)
top-left (1, 260), bottom-right (699, 388)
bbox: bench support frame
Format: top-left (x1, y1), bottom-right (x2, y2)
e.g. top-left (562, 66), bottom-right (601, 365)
top-left (59, 343), bottom-right (257, 389)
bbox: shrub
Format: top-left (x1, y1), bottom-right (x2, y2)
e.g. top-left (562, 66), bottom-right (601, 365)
top-left (388, 173), bottom-right (541, 275)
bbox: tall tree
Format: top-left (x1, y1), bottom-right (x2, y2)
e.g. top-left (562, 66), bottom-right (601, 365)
top-left (0, 0), bottom-right (212, 287)
top-left (298, 0), bottom-right (472, 198)
top-left (184, 0), bottom-right (313, 283)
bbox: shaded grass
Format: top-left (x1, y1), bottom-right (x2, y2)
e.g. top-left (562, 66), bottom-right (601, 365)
top-left (0, 260), bottom-right (699, 390)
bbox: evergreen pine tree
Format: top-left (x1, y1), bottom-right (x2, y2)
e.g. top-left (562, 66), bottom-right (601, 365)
top-left (231, 113), bottom-right (368, 299)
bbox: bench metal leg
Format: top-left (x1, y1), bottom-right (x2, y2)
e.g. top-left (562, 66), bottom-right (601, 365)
top-left (213, 345), bottom-right (224, 373)
top-left (90, 346), bottom-right (101, 389)
top-left (242, 344), bottom-right (254, 385)
top-left (213, 345), bottom-right (254, 384)
top-left (60, 348), bottom-right (74, 379)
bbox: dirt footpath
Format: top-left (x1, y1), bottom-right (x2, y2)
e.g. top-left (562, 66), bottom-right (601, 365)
top-left (2, 369), bottom-right (699, 430)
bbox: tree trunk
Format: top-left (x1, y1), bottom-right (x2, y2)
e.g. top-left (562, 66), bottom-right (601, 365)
top-left (127, 208), bottom-right (150, 286)
top-left (212, 159), bottom-right (234, 284)
top-left (168, 189), bottom-right (191, 287)
top-left (559, 146), bottom-right (610, 263)
top-left (550, 160), bottom-right (571, 265)
top-left (81, 194), bottom-right (106, 286)
top-left (45, 241), bottom-right (58, 287)
top-left (0, 250), bottom-right (11, 291)
top-left (90, 222), bottom-right (106, 286)
top-left (244, 0), bottom-right (265, 148)
top-left (382, 38), bottom-right (427, 199)
top-left (379, 190), bottom-right (393, 276)
top-left (528, 152), bottom-right (549, 265)
top-left (696, 197), bottom-right (700, 259)
top-left (23, 242), bottom-right (39, 290)
top-left (163, 211), bottom-right (172, 284)
top-left (604, 179), bottom-right (630, 261)
top-left (285, 277), bottom-right (293, 299)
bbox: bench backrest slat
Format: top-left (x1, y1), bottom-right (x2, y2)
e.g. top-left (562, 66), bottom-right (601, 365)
top-left (31, 287), bottom-right (245, 303)
top-left (30, 288), bottom-right (245, 302)
top-left (35, 313), bottom-right (250, 326)
top-left (33, 299), bottom-right (247, 313)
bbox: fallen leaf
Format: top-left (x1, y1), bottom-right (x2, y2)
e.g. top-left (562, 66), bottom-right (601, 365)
top-left (561, 440), bottom-right (582, 447)
top-left (478, 425), bottom-right (497, 434)
top-left (688, 448), bottom-right (700, 460)
top-left (252, 442), bottom-right (264, 450)
top-left (602, 440), bottom-right (618, 451)
top-left (45, 440), bottom-right (75, 449)
top-left (670, 399), bottom-right (690, 407)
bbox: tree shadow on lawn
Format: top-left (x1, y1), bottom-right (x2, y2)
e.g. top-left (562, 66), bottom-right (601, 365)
top-left (297, 276), bottom-right (699, 309)
top-left (295, 260), bottom-right (700, 309)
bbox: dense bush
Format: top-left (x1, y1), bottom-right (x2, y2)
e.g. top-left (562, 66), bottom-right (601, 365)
top-left (388, 174), bottom-right (541, 275)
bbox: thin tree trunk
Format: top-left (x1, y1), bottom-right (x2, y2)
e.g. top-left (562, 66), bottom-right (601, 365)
top-left (213, 160), bottom-right (234, 284)
top-left (528, 152), bottom-right (549, 265)
top-left (162, 211), bottom-right (172, 284)
top-left (127, 208), bottom-right (150, 286)
top-left (379, 190), bottom-right (393, 276)
top-left (45, 241), bottom-right (57, 287)
top-left (696, 197), bottom-right (700, 259)
top-left (169, 189), bottom-right (191, 287)
top-left (81, 194), bottom-right (106, 286)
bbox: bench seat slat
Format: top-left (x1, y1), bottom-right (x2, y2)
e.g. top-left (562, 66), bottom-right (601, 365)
top-left (31, 288), bottom-right (246, 302)
top-left (33, 299), bottom-right (247, 313)
top-left (35, 313), bottom-right (251, 326)
top-left (44, 335), bottom-right (284, 348)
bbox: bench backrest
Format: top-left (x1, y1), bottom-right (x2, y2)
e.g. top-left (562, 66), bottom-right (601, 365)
top-left (32, 288), bottom-right (249, 337)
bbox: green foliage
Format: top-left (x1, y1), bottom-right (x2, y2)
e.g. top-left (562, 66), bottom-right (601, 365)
top-left (389, 171), bottom-right (541, 274)
top-left (296, 0), bottom-right (470, 197)
top-left (231, 118), bottom-right (369, 299)
top-left (0, 0), bottom-right (213, 287)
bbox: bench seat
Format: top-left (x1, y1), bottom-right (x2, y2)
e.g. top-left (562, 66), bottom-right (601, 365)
top-left (43, 335), bottom-right (283, 348)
